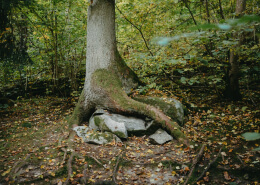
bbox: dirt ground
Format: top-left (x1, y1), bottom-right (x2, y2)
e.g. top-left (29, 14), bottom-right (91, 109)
top-left (0, 95), bottom-right (259, 185)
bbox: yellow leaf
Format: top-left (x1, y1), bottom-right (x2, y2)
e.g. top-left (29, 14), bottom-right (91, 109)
top-left (51, 172), bottom-right (55, 177)
top-left (1, 168), bottom-right (11, 176)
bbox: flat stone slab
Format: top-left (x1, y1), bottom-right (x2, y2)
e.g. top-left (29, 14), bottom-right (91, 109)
top-left (149, 128), bottom-right (173, 145)
top-left (89, 114), bottom-right (128, 138)
top-left (89, 110), bottom-right (156, 138)
top-left (73, 126), bottom-right (122, 145)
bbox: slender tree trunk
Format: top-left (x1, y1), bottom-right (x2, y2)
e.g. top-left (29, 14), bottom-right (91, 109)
top-left (218, 0), bottom-right (225, 20)
top-left (205, 0), bottom-right (210, 23)
top-left (69, 0), bottom-right (188, 144)
top-left (224, 0), bottom-right (246, 100)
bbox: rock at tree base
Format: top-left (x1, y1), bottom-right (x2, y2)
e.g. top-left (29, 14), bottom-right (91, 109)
top-left (74, 104), bottom-right (183, 145)
top-left (73, 126), bottom-right (89, 138)
top-left (89, 113), bottom-right (128, 138)
top-left (89, 109), bottom-right (157, 137)
top-left (149, 128), bottom-right (173, 145)
top-left (73, 126), bottom-right (122, 145)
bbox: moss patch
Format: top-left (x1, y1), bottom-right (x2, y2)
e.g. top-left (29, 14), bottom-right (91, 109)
top-left (91, 69), bottom-right (188, 143)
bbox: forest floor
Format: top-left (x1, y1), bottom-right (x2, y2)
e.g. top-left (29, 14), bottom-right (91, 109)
top-left (0, 89), bottom-right (259, 185)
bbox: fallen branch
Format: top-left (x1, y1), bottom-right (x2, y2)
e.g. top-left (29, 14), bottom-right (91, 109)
top-left (196, 148), bottom-right (222, 182)
top-left (183, 144), bottom-right (206, 185)
top-left (81, 164), bottom-right (88, 184)
top-left (90, 155), bottom-right (103, 166)
top-left (112, 154), bottom-right (122, 184)
top-left (11, 154), bottom-right (31, 182)
top-left (64, 151), bottom-right (75, 185)
top-left (13, 154), bottom-right (31, 174)
top-left (61, 148), bottom-right (68, 165)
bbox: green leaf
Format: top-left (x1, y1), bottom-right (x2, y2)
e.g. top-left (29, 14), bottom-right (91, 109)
top-left (253, 147), bottom-right (260, 151)
top-left (180, 77), bottom-right (186, 84)
top-left (241, 106), bottom-right (248, 112)
top-left (242, 132), bottom-right (260, 141)
top-left (218, 24), bottom-right (231, 30)
top-left (155, 37), bottom-right (172, 46)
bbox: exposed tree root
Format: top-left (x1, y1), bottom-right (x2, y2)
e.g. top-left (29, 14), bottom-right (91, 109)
top-left (196, 147), bottom-right (222, 182)
top-left (81, 164), bottom-right (89, 184)
top-left (11, 154), bottom-right (31, 181)
top-left (69, 69), bottom-right (189, 145)
top-left (183, 144), bottom-right (205, 185)
top-left (112, 153), bottom-right (122, 184)
top-left (90, 155), bottom-right (103, 166)
top-left (61, 148), bottom-right (67, 165)
top-left (64, 151), bottom-right (75, 185)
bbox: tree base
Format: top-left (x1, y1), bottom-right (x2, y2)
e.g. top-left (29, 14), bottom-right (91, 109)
top-left (69, 69), bottom-right (189, 145)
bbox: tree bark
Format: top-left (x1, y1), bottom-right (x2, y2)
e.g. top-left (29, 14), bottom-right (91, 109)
top-left (224, 0), bottom-right (246, 100)
top-left (69, 0), bottom-right (188, 144)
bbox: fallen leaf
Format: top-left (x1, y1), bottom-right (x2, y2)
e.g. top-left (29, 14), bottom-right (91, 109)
top-left (224, 171), bottom-right (231, 180)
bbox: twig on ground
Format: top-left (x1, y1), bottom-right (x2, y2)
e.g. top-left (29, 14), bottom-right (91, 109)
top-left (81, 164), bottom-right (88, 184)
top-left (64, 151), bottom-right (75, 185)
top-left (112, 154), bottom-right (122, 184)
top-left (13, 154), bottom-right (31, 174)
top-left (58, 136), bottom-right (64, 146)
top-left (183, 144), bottom-right (206, 185)
top-left (236, 154), bottom-right (245, 166)
top-left (10, 154), bottom-right (31, 182)
top-left (90, 155), bottom-right (103, 166)
top-left (61, 148), bottom-right (67, 165)
top-left (196, 148), bottom-right (222, 182)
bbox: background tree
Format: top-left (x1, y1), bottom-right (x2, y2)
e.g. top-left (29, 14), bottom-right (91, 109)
top-left (0, 0), bottom-right (33, 90)
top-left (224, 0), bottom-right (246, 100)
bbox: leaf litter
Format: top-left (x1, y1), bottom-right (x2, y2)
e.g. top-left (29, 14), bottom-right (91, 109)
top-left (0, 92), bottom-right (259, 184)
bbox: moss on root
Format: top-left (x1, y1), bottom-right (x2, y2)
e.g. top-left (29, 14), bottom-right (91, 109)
top-left (92, 69), bottom-right (188, 144)
top-left (133, 96), bottom-right (183, 125)
top-left (68, 91), bottom-right (89, 128)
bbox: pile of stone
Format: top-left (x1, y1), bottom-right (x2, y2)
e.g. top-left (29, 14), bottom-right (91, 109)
top-left (73, 98), bottom-right (185, 145)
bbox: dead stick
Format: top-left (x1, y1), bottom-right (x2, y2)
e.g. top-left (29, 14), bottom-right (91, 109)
top-left (183, 144), bottom-right (206, 185)
top-left (13, 154), bottom-right (31, 174)
top-left (112, 154), bottom-right (122, 184)
top-left (196, 148), bottom-right (222, 182)
top-left (64, 151), bottom-right (75, 185)
top-left (82, 164), bottom-right (88, 184)
top-left (90, 155), bottom-right (103, 166)
top-left (61, 148), bottom-right (67, 165)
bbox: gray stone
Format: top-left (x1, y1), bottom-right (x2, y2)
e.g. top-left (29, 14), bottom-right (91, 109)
top-left (89, 110), bottom-right (154, 138)
top-left (73, 126), bottom-right (122, 145)
top-left (89, 114), bottom-right (128, 138)
top-left (110, 114), bottom-right (146, 132)
top-left (73, 126), bottom-right (89, 138)
top-left (165, 98), bottom-right (185, 124)
top-left (149, 128), bottom-right (173, 145)
top-left (84, 131), bottom-right (122, 145)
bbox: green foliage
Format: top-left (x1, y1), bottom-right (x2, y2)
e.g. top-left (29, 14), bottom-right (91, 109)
top-left (242, 132), bottom-right (260, 151)
top-left (1, 0), bottom-right (259, 102)
top-left (242, 132), bottom-right (260, 141)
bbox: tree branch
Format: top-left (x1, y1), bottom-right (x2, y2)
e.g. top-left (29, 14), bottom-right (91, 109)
top-left (115, 5), bottom-right (154, 56)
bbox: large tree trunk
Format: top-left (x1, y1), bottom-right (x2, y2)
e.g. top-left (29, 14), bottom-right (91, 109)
top-left (224, 0), bottom-right (246, 100)
top-left (69, 0), bottom-right (188, 144)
